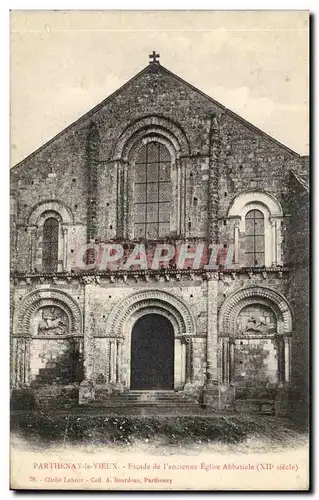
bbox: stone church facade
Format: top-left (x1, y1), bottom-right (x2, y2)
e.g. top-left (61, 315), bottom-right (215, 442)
top-left (10, 55), bottom-right (309, 414)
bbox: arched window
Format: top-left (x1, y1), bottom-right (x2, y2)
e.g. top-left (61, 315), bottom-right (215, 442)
top-left (227, 192), bottom-right (283, 267)
top-left (133, 142), bottom-right (171, 239)
top-left (42, 217), bottom-right (59, 272)
top-left (245, 209), bottom-right (265, 266)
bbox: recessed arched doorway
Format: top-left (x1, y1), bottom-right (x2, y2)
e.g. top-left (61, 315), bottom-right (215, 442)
top-left (130, 314), bottom-right (174, 390)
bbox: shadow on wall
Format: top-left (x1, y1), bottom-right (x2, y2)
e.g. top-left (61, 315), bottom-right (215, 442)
top-left (30, 340), bottom-right (84, 386)
top-left (11, 341), bottom-right (84, 411)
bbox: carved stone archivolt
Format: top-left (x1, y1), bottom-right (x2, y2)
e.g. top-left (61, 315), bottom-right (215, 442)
top-left (105, 289), bottom-right (196, 338)
top-left (112, 115), bottom-right (190, 160)
top-left (219, 285), bottom-right (293, 336)
top-left (127, 306), bottom-right (181, 338)
top-left (17, 288), bottom-right (83, 336)
top-left (27, 199), bottom-right (74, 226)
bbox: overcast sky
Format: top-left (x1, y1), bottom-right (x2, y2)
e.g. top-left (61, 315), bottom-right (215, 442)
top-left (10, 10), bottom-right (309, 166)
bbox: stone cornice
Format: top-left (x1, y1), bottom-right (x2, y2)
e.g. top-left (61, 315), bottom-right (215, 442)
top-left (11, 267), bottom-right (290, 285)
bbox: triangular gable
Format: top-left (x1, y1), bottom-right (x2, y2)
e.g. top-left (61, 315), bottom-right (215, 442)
top-left (12, 62), bottom-right (302, 171)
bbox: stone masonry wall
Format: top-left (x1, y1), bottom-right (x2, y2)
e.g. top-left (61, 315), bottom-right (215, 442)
top-left (286, 172), bottom-right (309, 415)
top-left (10, 62), bottom-right (309, 412)
top-left (10, 63), bottom-right (307, 273)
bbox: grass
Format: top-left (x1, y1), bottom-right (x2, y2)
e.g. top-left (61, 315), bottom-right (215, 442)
top-left (11, 411), bottom-right (308, 450)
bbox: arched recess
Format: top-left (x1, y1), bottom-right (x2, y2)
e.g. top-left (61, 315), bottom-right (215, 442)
top-left (218, 285), bottom-right (293, 387)
top-left (105, 289), bottom-right (196, 390)
top-left (26, 200), bottom-right (74, 272)
top-left (228, 191), bottom-right (283, 220)
top-left (17, 288), bottom-right (83, 337)
top-left (219, 285), bottom-right (292, 336)
top-left (28, 199), bottom-right (74, 226)
top-left (106, 289), bottom-right (195, 338)
top-left (112, 115), bottom-right (190, 160)
top-left (227, 191), bottom-right (283, 267)
top-left (12, 289), bottom-right (83, 388)
top-left (112, 116), bottom-right (190, 238)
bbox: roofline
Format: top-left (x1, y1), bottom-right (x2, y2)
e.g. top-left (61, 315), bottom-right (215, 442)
top-left (159, 65), bottom-right (300, 157)
top-left (11, 64), bottom-right (152, 171)
top-left (290, 170), bottom-right (309, 193)
top-left (12, 62), bottom-right (301, 170)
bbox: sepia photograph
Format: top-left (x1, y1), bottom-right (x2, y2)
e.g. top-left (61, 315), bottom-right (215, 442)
top-left (9, 10), bottom-right (309, 491)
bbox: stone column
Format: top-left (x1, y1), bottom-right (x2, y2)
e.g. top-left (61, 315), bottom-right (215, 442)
top-left (115, 160), bottom-right (124, 238)
top-left (12, 338), bottom-right (21, 387)
top-left (24, 338), bottom-right (31, 385)
top-left (11, 338), bottom-right (17, 387)
top-left (17, 339), bottom-right (23, 386)
top-left (277, 336), bottom-right (285, 385)
top-left (86, 121), bottom-right (99, 244)
top-left (27, 226), bottom-right (37, 272)
top-left (73, 337), bottom-right (84, 382)
top-left (179, 157), bottom-right (187, 238)
top-left (207, 115), bottom-right (221, 242)
top-left (203, 274), bottom-right (219, 406)
top-left (271, 219), bottom-right (277, 266)
top-left (284, 336), bottom-right (291, 383)
top-left (206, 275), bottom-right (218, 383)
top-left (182, 158), bottom-right (187, 237)
top-left (219, 337), bottom-right (236, 409)
top-left (229, 340), bottom-right (235, 384)
top-left (184, 338), bottom-right (192, 385)
top-left (276, 218), bottom-right (283, 266)
top-left (61, 225), bottom-right (69, 271)
top-left (171, 156), bottom-right (185, 237)
top-left (123, 161), bottom-right (130, 239)
top-left (79, 283), bottom-right (95, 404)
top-left (275, 335), bottom-right (290, 416)
top-left (233, 218), bottom-right (241, 265)
top-left (175, 158), bottom-right (181, 236)
top-left (13, 337), bottom-right (30, 387)
top-left (221, 338), bottom-right (232, 384)
top-left (116, 338), bottom-right (123, 385)
top-left (109, 339), bottom-right (117, 384)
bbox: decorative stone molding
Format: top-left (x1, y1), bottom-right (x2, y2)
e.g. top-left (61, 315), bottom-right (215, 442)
top-left (17, 288), bottom-right (83, 336)
top-left (114, 117), bottom-right (190, 239)
top-left (25, 200), bottom-right (75, 272)
top-left (227, 191), bottom-right (283, 266)
top-left (218, 285), bottom-right (293, 336)
top-left (127, 132), bottom-right (178, 164)
top-left (86, 121), bottom-right (99, 242)
top-left (228, 191), bottom-right (283, 219)
top-left (10, 267), bottom-right (290, 286)
top-left (112, 115), bottom-right (190, 160)
top-left (106, 289), bottom-right (196, 338)
top-left (27, 199), bottom-right (74, 226)
top-left (208, 114), bottom-right (221, 242)
top-left (126, 306), bottom-right (180, 338)
top-left (204, 271), bottom-right (219, 281)
top-left (81, 275), bottom-right (98, 285)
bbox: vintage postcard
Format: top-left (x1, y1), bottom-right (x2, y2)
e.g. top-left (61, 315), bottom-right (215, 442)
top-left (10, 10), bottom-right (309, 491)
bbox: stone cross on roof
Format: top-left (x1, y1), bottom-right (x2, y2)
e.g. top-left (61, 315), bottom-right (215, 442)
top-left (149, 50), bottom-right (160, 64)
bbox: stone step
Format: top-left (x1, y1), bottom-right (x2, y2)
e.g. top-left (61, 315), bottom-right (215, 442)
top-left (88, 400), bottom-right (201, 409)
top-left (96, 390), bottom-right (191, 395)
top-left (95, 390), bottom-right (194, 399)
top-left (94, 390), bottom-right (199, 406)
top-left (118, 394), bottom-right (191, 400)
